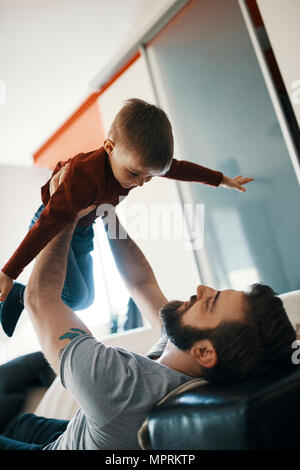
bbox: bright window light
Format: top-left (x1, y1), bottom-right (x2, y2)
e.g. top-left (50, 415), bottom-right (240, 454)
top-left (228, 266), bottom-right (260, 290)
top-left (79, 219), bottom-right (130, 331)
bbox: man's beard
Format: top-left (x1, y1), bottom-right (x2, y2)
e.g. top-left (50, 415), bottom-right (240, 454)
top-left (159, 294), bottom-right (198, 324)
top-left (159, 300), bottom-right (184, 323)
top-left (159, 300), bottom-right (186, 341)
top-left (159, 297), bottom-right (208, 351)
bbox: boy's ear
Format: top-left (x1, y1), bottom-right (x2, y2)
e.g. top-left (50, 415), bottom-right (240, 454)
top-left (104, 139), bottom-right (114, 155)
top-left (190, 339), bottom-right (218, 369)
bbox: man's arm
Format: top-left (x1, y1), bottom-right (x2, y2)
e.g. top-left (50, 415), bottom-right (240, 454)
top-left (24, 218), bottom-right (93, 376)
top-left (105, 215), bottom-right (166, 333)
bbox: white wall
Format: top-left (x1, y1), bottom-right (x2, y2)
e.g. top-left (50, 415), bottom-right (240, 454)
top-left (0, 165), bottom-right (50, 360)
top-left (0, 0), bottom-right (179, 167)
top-left (0, 165), bottom-right (50, 280)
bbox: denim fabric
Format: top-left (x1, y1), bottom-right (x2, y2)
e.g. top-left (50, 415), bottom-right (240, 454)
top-left (0, 413), bottom-right (68, 450)
top-left (0, 351), bottom-right (56, 432)
top-left (29, 204), bottom-right (95, 310)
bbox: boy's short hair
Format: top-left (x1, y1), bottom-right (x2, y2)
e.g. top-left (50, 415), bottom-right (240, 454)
top-left (109, 98), bottom-right (174, 173)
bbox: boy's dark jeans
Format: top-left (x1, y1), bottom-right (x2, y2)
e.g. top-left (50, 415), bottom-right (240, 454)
top-left (0, 413), bottom-right (69, 450)
top-left (29, 204), bottom-right (95, 310)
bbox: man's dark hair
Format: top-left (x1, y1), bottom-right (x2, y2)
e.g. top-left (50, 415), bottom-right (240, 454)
top-left (109, 98), bottom-right (174, 173)
top-left (160, 284), bottom-right (296, 383)
top-left (245, 283), bottom-right (296, 370)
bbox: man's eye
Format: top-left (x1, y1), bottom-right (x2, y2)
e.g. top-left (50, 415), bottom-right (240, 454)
top-left (129, 171), bottom-right (138, 176)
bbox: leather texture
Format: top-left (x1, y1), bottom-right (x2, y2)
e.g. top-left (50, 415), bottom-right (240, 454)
top-left (146, 365), bottom-right (300, 450)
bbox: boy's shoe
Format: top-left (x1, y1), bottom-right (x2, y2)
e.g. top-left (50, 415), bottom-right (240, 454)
top-left (0, 282), bottom-right (25, 337)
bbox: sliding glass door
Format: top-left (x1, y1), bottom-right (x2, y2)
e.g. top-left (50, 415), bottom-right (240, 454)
top-left (146, 0), bottom-right (300, 293)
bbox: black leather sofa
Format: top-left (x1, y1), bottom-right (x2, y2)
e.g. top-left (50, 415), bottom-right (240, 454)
top-left (142, 365), bottom-right (300, 450)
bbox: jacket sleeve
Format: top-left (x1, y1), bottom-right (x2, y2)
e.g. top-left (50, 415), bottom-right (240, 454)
top-left (161, 158), bottom-right (223, 187)
top-left (1, 163), bottom-right (99, 279)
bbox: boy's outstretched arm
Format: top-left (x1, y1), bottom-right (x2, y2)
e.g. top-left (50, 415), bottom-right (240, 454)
top-left (219, 174), bottom-right (254, 192)
top-left (162, 157), bottom-right (253, 192)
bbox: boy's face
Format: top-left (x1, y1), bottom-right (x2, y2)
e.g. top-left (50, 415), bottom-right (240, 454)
top-left (104, 139), bottom-right (161, 189)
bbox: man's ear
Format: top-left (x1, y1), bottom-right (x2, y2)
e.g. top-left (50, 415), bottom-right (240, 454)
top-left (190, 339), bottom-right (218, 368)
top-left (104, 138), bottom-right (114, 155)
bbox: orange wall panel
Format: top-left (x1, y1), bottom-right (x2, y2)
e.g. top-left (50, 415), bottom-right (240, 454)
top-left (33, 52), bottom-right (141, 170)
top-left (33, 93), bottom-right (104, 169)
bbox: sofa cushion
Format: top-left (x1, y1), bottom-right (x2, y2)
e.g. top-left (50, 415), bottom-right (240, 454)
top-left (142, 364), bottom-right (300, 449)
top-left (34, 376), bottom-right (79, 420)
top-left (280, 290), bottom-right (300, 338)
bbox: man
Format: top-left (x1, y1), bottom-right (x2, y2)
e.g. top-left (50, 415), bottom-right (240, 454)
top-left (0, 167), bottom-right (296, 450)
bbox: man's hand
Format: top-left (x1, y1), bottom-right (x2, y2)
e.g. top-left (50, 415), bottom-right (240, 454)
top-left (75, 205), bottom-right (97, 221)
top-left (0, 271), bottom-right (13, 302)
top-left (49, 163), bottom-right (96, 220)
top-left (49, 163), bottom-right (69, 196)
top-left (220, 175), bottom-right (254, 192)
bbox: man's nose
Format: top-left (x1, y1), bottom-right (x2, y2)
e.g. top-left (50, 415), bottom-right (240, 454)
top-left (196, 284), bottom-right (214, 299)
top-left (196, 285), bottom-right (205, 299)
top-left (197, 284), bottom-right (216, 299)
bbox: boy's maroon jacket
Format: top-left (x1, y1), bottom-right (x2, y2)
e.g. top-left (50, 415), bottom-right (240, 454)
top-left (1, 146), bottom-right (223, 279)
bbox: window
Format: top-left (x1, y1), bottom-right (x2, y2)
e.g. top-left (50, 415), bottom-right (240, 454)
top-left (78, 219), bottom-right (131, 335)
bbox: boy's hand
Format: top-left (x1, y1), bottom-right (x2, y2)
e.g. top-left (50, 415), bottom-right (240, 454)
top-left (220, 175), bottom-right (254, 192)
top-left (49, 163), bottom-right (96, 221)
top-left (0, 271), bottom-right (13, 302)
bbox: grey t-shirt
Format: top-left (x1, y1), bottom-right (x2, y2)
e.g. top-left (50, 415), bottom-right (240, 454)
top-left (44, 334), bottom-right (192, 450)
